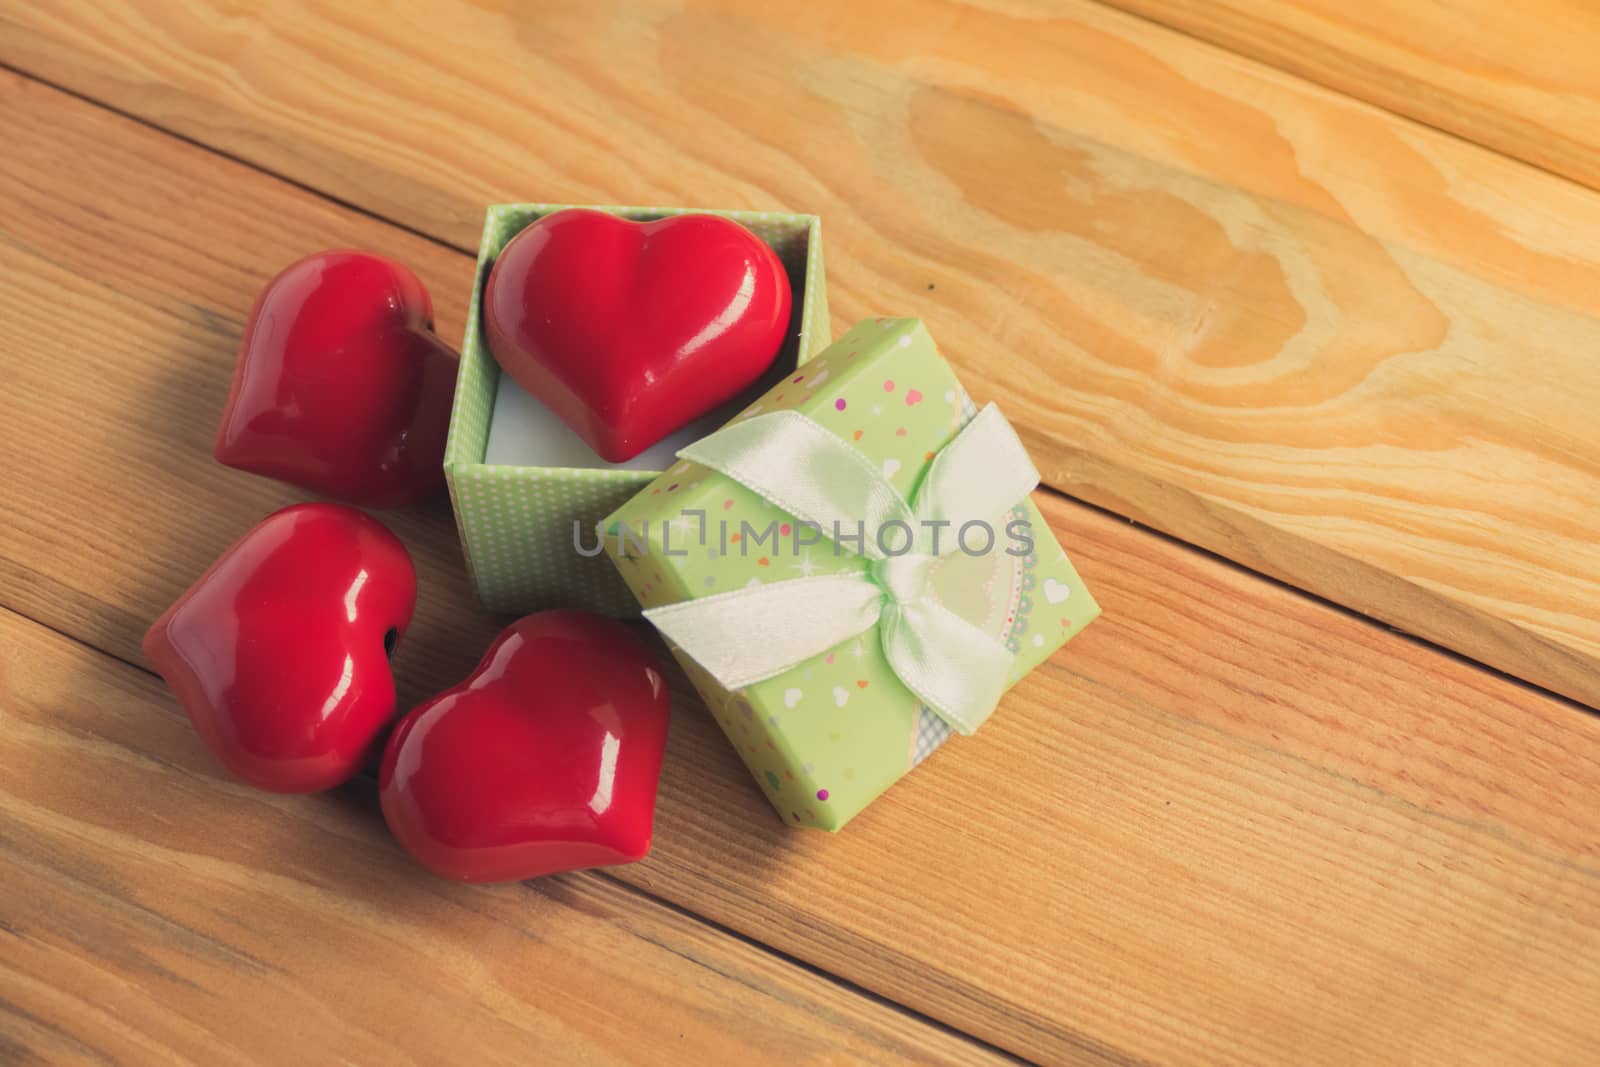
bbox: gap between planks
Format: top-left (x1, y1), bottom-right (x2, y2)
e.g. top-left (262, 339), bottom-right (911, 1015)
top-left (3, 1), bottom-right (1598, 713)
top-left (1093, 0), bottom-right (1600, 196)
top-left (0, 602), bottom-right (1033, 1067)
top-left (4, 62), bottom-right (1599, 1066)
top-left (1, 56), bottom-right (1586, 724)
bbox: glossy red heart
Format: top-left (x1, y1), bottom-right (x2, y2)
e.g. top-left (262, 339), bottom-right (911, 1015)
top-left (215, 250), bottom-right (458, 508)
top-left (483, 209), bottom-right (793, 462)
top-left (143, 503), bottom-right (416, 793)
top-left (378, 611), bottom-right (671, 883)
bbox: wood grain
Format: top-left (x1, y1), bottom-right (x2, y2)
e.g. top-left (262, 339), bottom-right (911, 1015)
top-left (1101, 0), bottom-right (1600, 191)
top-left (3, 70), bottom-right (1599, 1066)
top-left (2, 0), bottom-right (1599, 710)
top-left (0, 607), bottom-right (1009, 1067)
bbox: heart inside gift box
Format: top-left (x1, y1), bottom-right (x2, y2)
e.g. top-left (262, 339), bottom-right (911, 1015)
top-left (444, 204), bottom-right (831, 617)
top-left (483, 209), bottom-right (795, 463)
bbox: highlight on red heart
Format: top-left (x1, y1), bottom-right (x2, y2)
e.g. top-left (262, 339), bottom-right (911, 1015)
top-left (482, 209), bottom-right (793, 463)
top-left (143, 503), bottom-right (418, 794)
top-left (378, 610), bottom-right (671, 883)
top-left (215, 250), bottom-right (459, 508)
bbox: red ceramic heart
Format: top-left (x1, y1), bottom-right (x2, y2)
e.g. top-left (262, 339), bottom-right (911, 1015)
top-left (143, 503), bottom-right (416, 793)
top-left (378, 611), bottom-right (671, 883)
top-left (215, 250), bottom-right (458, 508)
top-left (483, 209), bottom-right (793, 462)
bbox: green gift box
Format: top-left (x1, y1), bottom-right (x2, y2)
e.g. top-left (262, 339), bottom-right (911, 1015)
top-left (602, 318), bottom-right (1100, 829)
top-left (444, 203), bottom-right (830, 615)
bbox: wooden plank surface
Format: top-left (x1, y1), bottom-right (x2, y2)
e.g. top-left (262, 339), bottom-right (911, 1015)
top-left (3, 70), bottom-right (1598, 1066)
top-left (0, 607), bottom-right (1006, 1067)
top-left (3, 0), bottom-right (1600, 710)
top-left (1103, 0), bottom-right (1600, 191)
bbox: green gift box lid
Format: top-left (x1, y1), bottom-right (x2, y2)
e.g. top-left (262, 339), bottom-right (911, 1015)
top-left (444, 203), bottom-right (831, 616)
top-left (603, 317), bottom-right (1100, 830)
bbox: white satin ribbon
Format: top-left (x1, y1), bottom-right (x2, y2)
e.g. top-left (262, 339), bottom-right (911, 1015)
top-left (643, 403), bottom-right (1039, 735)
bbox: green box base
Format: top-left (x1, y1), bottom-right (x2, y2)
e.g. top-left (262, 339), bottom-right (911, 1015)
top-left (444, 204), bottom-right (831, 615)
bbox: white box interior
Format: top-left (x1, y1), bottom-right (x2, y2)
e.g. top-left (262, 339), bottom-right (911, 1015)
top-left (483, 375), bottom-right (755, 472)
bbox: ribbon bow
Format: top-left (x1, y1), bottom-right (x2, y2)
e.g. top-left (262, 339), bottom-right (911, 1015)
top-left (644, 403), bottom-right (1039, 735)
